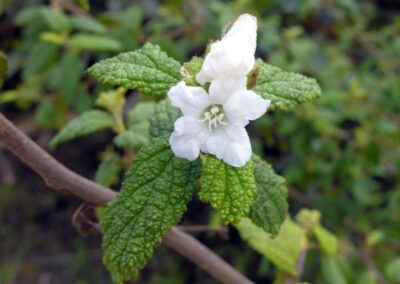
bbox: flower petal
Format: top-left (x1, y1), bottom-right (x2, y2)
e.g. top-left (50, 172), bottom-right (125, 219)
top-left (196, 14), bottom-right (257, 84)
top-left (169, 116), bottom-right (210, 161)
top-left (168, 81), bottom-right (211, 117)
top-left (207, 124), bottom-right (252, 167)
top-left (209, 76), bottom-right (247, 104)
top-left (224, 90), bottom-right (271, 127)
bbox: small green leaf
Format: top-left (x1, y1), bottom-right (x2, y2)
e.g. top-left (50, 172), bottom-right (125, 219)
top-left (199, 155), bottom-right (257, 224)
top-left (236, 218), bottom-right (307, 276)
top-left (127, 102), bottom-right (156, 127)
top-left (102, 137), bottom-right (201, 283)
top-left (50, 110), bottom-right (114, 148)
top-left (95, 154), bottom-right (121, 187)
top-left (70, 15), bottom-right (106, 33)
top-left (68, 33), bottom-right (122, 52)
top-left (73, 0), bottom-right (90, 12)
top-left (321, 254), bottom-right (346, 284)
top-left (253, 59), bottom-right (321, 111)
top-left (296, 208), bottom-right (321, 232)
top-left (88, 43), bottom-right (181, 96)
top-left (149, 99), bottom-right (181, 137)
top-left (181, 57), bottom-right (203, 86)
top-left (58, 51), bottom-right (83, 103)
top-left (114, 122), bottom-right (150, 149)
top-left (249, 155), bottom-right (288, 237)
top-left (313, 225), bottom-right (338, 256)
top-left (0, 52), bottom-right (7, 88)
top-left (24, 42), bottom-right (57, 78)
top-left (41, 8), bottom-right (70, 32)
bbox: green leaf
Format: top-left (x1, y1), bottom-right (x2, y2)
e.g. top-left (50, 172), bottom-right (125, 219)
top-left (253, 59), bottom-right (321, 111)
top-left (236, 218), bottom-right (307, 276)
top-left (313, 225), bottom-right (338, 256)
top-left (199, 155), bottom-right (257, 224)
top-left (15, 7), bottom-right (70, 32)
top-left (40, 8), bottom-right (70, 32)
top-left (50, 110), bottom-right (114, 148)
top-left (88, 43), bottom-right (181, 96)
top-left (127, 102), bottom-right (156, 127)
top-left (73, 0), bottom-right (90, 12)
top-left (95, 154), bottom-right (121, 187)
top-left (249, 155), bottom-right (288, 237)
top-left (24, 42), bottom-right (57, 78)
top-left (149, 99), bottom-right (181, 137)
top-left (181, 57), bottom-right (203, 86)
top-left (68, 33), bottom-right (122, 52)
top-left (114, 122), bottom-right (150, 149)
top-left (0, 52), bottom-right (7, 88)
top-left (58, 51), bottom-right (83, 103)
top-left (321, 254), bottom-right (346, 284)
top-left (70, 15), bottom-right (106, 33)
top-left (102, 137), bottom-right (201, 283)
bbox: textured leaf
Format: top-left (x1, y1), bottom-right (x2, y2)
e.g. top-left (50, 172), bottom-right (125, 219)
top-left (68, 33), bottom-right (122, 52)
top-left (249, 155), bottom-right (288, 237)
top-left (50, 110), bottom-right (114, 148)
top-left (114, 122), bottom-right (150, 149)
top-left (95, 154), bottom-right (121, 187)
top-left (0, 52), bottom-right (7, 88)
top-left (313, 225), bottom-right (338, 256)
top-left (237, 218), bottom-right (307, 276)
top-left (127, 102), bottom-right (156, 127)
top-left (253, 59), bottom-right (321, 111)
top-left (88, 43), bottom-right (181, 96)
top-left (199, 155), bottom-right (257, 224)
top-left (149, 99), bottom-right (181, 137)
top-left (102, 137), bottom-right (201, 283)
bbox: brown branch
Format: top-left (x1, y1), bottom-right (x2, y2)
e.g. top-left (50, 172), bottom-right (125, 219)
top-left (0, 113), bottom-right (253, 284)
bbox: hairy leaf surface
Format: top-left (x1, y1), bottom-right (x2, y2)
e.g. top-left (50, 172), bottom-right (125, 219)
top-left (249, 155), bottom-right (288, 237)
top-left (253, 59), bottom-right (321, 111)
top-left (199, 155), bottom-right (257, 224)
top-left (102, 137), bottom-right (201, 283)
top-left (149, 99), bottom-right (181, 137)
top-left (88, 43), bottom-right (181, 96)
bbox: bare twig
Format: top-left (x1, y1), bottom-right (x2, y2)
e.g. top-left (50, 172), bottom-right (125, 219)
top-left (0, 113), bottom-right (253, 284)
top-left (358, 248), bottom-right (387, 284)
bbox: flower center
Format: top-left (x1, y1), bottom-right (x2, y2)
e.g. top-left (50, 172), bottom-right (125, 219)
top-left (201, 104), bottom-right (226, 131)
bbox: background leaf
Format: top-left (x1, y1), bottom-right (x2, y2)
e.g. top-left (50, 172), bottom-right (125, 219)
top-left (236, 218), bottom-right (307, 276)
top-left (253, 59), bottom-right (321, 111)
top-left (199, 155), bottom-right (257, 224)
top-left (50, 110), bottom-right (114, 148)
top-left (249, 155), bottom-right (288, 237)
top-left (88, 43), bottom-right (181, 96)
top-left (68, 33), bottom-right (122, 52)
top-left (101, 137), bottom-right (201, 283)
top-left (313, 225), bottom-right (338, 256)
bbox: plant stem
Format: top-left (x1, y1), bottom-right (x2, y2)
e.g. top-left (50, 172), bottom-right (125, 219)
top-left (0, 112), bottom-right (253, 284)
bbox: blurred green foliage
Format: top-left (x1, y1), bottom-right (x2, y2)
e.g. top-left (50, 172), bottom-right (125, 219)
top-left (1, 0), bottom-right (399, 283)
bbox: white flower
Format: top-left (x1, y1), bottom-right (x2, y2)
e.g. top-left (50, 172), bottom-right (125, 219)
top-left (168, 78), bottom-right (270, 167)
top-left (196, 14), bottom-right (257, 85)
